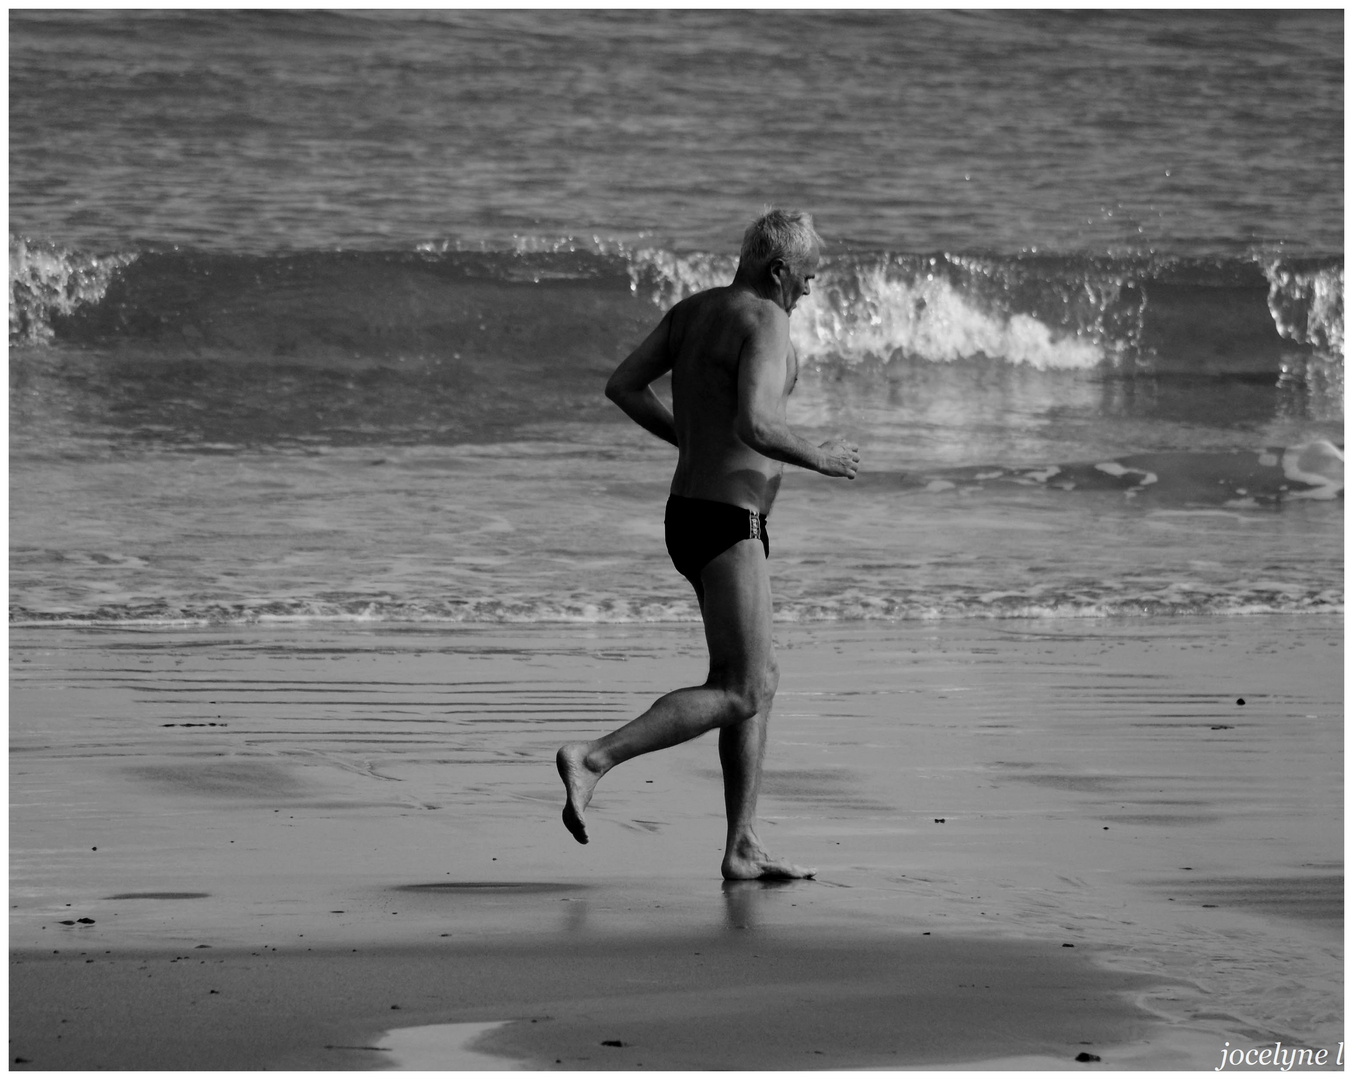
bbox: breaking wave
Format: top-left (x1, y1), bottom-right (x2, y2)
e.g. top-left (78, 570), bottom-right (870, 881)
top-left (9, 235), bottom-right (137, 344)
top-left (11, 234), bottom-right (1344, 377)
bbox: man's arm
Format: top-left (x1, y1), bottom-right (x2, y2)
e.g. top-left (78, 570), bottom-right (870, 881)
top-left (735, 309), bottom-right (859, 478)
top-left (605, 312), bottom-right (678, 447)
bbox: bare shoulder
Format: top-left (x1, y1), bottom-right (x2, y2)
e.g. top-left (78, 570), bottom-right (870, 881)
top-left (679, 286), bottom-right (786, 337)
top-left (731, 293), bottom-right (790, 357)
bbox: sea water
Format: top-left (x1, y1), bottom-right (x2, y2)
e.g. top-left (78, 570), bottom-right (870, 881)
top-left (9, 10), bottom-right (1343, 627)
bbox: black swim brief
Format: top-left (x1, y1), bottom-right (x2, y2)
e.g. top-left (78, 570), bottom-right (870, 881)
top-left (664, 495), bottom-right (769, 601)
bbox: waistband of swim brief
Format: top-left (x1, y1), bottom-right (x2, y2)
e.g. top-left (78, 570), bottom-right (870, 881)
top-left (666, 493), bottom-right (767, 521)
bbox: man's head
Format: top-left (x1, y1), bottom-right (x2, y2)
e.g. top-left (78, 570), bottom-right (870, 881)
top-left (738, 208), bottom-right (821, 313)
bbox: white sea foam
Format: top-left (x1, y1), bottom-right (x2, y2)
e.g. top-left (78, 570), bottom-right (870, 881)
top-left (1266, 261), bottom-right (1344, 356)
top-left (801, 264), bottom-right (1104, 371)
top-left (1095, 462), bottom-right (1158, 486)
top-left (628, 250), bottom-right (1105, 371)
top-left (9, 235), bottom-right (136, 343)
top-left (1279, 439), bottom-right (1343, 499)
top-left (12, 587), bottom-right (1341, 628)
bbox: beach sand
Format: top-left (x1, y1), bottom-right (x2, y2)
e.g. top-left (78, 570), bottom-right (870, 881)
top-left (9, 616), bottom-right (1342, 1070)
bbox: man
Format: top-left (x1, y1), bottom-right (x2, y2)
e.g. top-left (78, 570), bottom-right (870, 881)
top-left (556, 209), bottom-right (860, 880)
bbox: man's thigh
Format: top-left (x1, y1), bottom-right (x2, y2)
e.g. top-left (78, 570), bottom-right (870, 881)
top-left (697, 538), bottom-right (773, 680)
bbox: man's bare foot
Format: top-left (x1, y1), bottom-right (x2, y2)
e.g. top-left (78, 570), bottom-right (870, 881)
top-left (721, 836), bottom-right (816, 880)
top-left (556, 743), bottom-right (602, 845)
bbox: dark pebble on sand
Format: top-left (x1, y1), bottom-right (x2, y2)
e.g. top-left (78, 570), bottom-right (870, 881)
top-left (77, 918), bottom-right (94, 924)
top-left (602, 1040), bottom-right (625, 1048)
top-left (933, 818), bottom-right (945, 823)
top-left (1236, 698), bottom-right (1245, 705)
top-left (1062, 943), bottom-right (1074, 947)
top-left (1076, 1052), bottom-right (1101, 1062)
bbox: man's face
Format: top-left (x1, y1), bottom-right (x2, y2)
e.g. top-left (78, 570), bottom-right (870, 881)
top-left (778, 247), bottom-right (819, 314)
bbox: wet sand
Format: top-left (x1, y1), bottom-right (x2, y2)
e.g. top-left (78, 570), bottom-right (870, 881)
top-left (9, 616), bottom-right (1342, 1069)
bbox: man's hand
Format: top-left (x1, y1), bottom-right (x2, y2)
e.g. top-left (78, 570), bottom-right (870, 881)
top-left (819, 439), bottom-right (860, 479)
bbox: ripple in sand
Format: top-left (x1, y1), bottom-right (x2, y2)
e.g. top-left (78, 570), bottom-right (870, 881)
top-left (1151, 874), bottom-right (1343, 925)
top-left (103, 892), bottom-right (210, 900)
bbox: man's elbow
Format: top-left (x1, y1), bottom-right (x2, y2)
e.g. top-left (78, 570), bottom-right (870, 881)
top-left (736, 415), bottom-right (774, 452)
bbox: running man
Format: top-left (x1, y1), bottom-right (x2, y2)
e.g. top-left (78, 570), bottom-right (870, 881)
top-left (556, 209), bottom-right (860, 879)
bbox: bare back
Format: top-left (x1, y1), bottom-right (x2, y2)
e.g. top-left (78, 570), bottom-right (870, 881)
top-left (666, 286), bottom-right (796, 514)
top-left (604, 246), bottom-right (852, 513)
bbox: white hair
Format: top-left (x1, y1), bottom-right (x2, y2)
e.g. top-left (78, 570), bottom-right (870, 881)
top-left (739, 207), bottom-right (822, 272)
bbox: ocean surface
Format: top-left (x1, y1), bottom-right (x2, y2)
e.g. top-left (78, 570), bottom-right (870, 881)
top-left (9, 9), bottom-right (1344, 627)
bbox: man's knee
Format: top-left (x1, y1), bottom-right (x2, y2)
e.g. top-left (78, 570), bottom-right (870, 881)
top-left (722, 658), bottom-right (778, 721)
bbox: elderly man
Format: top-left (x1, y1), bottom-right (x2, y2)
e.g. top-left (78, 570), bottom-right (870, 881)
top-left (556, 209), bottom-right (859, 879)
